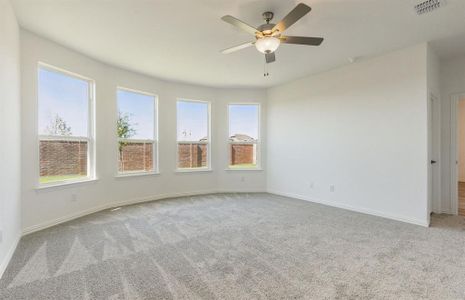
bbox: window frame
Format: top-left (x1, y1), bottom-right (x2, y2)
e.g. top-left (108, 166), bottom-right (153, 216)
top-left (175, 98), bottom-right (212, 172)
top-left (37, 63), bottom-right (96, 188)
top-left (226, 103), bottom-right (261, 171)
top-left (115, 86), bottom-right (159, 177)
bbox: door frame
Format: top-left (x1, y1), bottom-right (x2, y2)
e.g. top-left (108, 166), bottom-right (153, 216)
top-left (450, 92), bottom-right (465, 216)
top-left (427, 93), bottom-right (435, 216)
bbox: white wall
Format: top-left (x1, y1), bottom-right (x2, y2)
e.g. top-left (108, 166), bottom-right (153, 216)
top-left (21, 31), bottom-right (266, 233)
top-left (17, 24), bottom-right (449, 238)
top-left (440, 55), bottom-right (465, 213)
top-left (0, 0), bottom-right (22, 277)
top-left (267, 44), bottom-right (430, 226)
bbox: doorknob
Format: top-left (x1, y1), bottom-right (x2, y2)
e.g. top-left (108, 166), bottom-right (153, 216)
top-left (431, 160), bottom-right (437, 164)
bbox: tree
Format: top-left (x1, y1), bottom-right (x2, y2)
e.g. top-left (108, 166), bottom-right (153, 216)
top-left (117, 111), bottom-right (137, 139)
top-left (46, 114), bottom-right (72, 136)
top-left (117, 111), bottom-right (137, 158)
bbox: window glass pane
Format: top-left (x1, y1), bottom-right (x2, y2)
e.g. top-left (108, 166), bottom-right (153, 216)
top-left (38, 67), bottom-right (91, 184)
top-left (38, 68), bottom-right (89, 137)
top-left (118, 141), bottom-right (153, 173)
top-left (229, 104), bottom-right (259, 140)
top-left (178, 143), bottom-right (207, 168)
top-left (229, 143), bottom-right (257, 168)
top-left (229, 104), bottom-right (259, 168)
top-left (117, 89), bottom-right (155, 173)
top-left (177, 101), bottom-right (209, 169)
top-left (39, 140), bottom-right (88, 183)
top-left (117, 89), bottom-right (154, 140)
top-left (177, 101), bottom-right (208, 141)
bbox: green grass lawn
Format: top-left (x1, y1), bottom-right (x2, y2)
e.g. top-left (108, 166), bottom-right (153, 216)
top-left (39, 174), bottom-right (87, 184)
top-left (229, 163), bottom-right (257, 169)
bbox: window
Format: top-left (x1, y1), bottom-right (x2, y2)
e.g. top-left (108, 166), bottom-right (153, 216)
top-left (176, 100), bottom-right (210, 170)
top-left (117, 88), bottom-right (157, 175)
top-left (38, 65), bottom-right (94, 185)
top-left (228, 104), bottom-right (260, 169)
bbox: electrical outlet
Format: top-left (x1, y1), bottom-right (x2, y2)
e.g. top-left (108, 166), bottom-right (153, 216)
top-left (330, 185), bottom-right (335, 192)
top-left (309, 182), bottom-right (314, 189)
top-left (71, 194), bottom-right (77, 202)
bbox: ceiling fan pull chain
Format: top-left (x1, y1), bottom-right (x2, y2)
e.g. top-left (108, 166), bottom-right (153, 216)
top-left (263, 62), bottom-right (269, 77)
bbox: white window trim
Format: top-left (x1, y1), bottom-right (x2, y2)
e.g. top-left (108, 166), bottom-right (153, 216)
top-left (36, 178), bottom-right (99, 191)
top-left (226, 103), bottom-right (261, 171)
top-left (115, 171), bottom-right (160, 178)
top-left (116, 87), bottom-right (159, 177)
top-left (176, 98), bottom-right (211, 172)
top-left (37, 63), bottom-right (96, 188)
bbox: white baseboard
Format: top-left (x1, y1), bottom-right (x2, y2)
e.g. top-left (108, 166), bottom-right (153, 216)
top-left (268, 190), bottom-right (429, 227)
top-left (113, 189), bottom-right (216, 207)
top-left (0, 233), bottom-right (21, 280)
top-left (435, 209), bottom-right (456, 215)
top-left (22, 188), bottom-right (426, 237)
top-left (216, 188), bottom-right (266, 194)
top-left (22, 189), bottom-right (266, 236)
top-left (22, 203), bottom-right (110, 236)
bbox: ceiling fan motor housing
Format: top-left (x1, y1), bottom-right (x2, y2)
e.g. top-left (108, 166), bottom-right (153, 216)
top-left (257, 23), bottom-right (276, 36)
top-left (262, 11), bottom-right (274, 23)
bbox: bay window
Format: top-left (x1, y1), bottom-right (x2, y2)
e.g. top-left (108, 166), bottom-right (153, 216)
top-left (117, 88), bottom-right (157, 175)
top-left (228, 104), bottom-right (260, 169)
top-left (176, 100), bottom-right (210, 170)
top-left (38, 65), bottom-right (95, 185)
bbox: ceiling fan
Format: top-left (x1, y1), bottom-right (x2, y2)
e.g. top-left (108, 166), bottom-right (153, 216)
top-left (220, 3), bottom-right (323, 64)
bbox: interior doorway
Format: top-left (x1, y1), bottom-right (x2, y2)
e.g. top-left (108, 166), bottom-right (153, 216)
top-left (452, 94), bottom-right (465, 216)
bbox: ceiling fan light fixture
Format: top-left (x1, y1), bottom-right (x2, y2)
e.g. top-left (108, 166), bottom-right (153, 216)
top-left (255, 36), bottom-right (280, 54)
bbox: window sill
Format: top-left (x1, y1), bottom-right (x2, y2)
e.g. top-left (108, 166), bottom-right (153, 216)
top-left (35, 178), bottom-right (98, 191)
top-left (175, 168), bottom-right (212, 173)
top-left (115, 172), bottom-right (160, 178)
top-left (225, 168), bottom-right (263, 171)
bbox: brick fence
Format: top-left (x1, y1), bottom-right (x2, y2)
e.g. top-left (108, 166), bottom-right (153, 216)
top-left (230, 144), bottom-right (254, 165)
top-left (119, 142), bottom-right (153, 172)
top-left (40, 140), bottom-right (87, 176)
top-left (177, 143), bottom-right (207, 168)
top-left (39, 140), bottom-right (255, 176)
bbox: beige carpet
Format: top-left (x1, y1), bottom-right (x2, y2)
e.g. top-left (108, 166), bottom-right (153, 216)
top-left (1, 193), bottom-right (465, 299)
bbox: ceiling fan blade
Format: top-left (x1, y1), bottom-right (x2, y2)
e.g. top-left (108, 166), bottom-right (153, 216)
top-left (280, 36), bottom-right (324, 46)
top-left (272, 3), bottom-right (311, 34)
top-left (221, 41), bottom-right (255, 54)
top-left (221, 15), bottom-right (259, 36)
top-left (265, 52), bottom-right (276, 63)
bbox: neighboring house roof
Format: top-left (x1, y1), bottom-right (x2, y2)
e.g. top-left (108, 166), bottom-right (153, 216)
top-left (229, 134), bottom-right (256, 142)
top-left (197, 134), bottom-right (256, 142)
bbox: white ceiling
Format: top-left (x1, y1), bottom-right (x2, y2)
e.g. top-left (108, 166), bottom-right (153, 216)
top-left (11, 0), bottom-right (465, 88)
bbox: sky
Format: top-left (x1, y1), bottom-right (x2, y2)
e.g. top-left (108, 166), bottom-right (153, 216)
top-left (38, 67), bottom-right (89, 136)
top-left (177, 101), bottom-right (208, 141)
top-left (38, 67), bottom-right (258, 141)
top-left (229, 104), bottom-right (259, 140)
top-left (118, 89), bottom-right (155, 139)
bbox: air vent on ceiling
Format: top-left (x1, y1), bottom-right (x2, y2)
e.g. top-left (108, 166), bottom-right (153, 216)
top-left (414, 0), bottom-right (446, 15)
